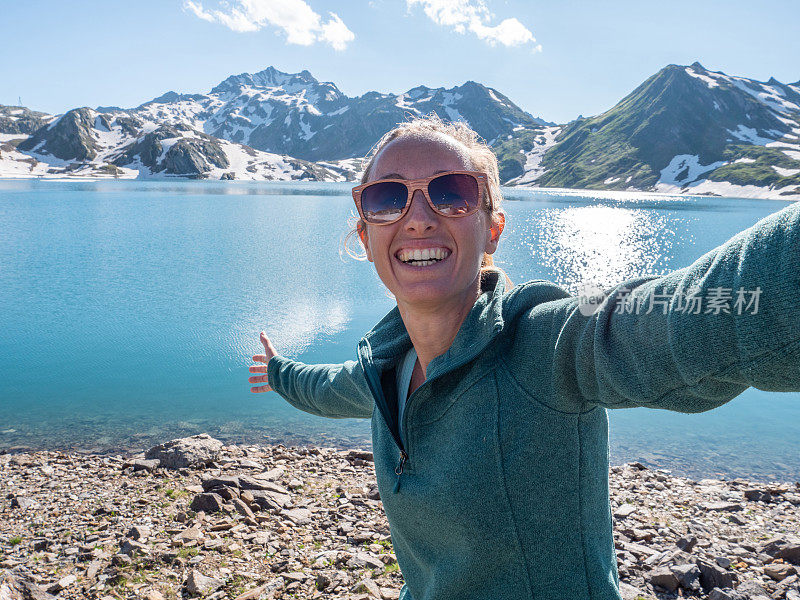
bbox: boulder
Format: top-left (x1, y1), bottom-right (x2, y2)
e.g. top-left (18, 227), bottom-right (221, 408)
top-left (189, 492), bottom-right (226, 514)
top-left (184, 569), bottom-right (224, 596)
top-left (0, 568), bottom-right (57, 600)
top-left (647, 566), bottom-right (679, 592)
top-left (145, 434), bottom-right (223, 469)
top-left (696, 558), bottom-right (736, 591)
top-left (671, 563), bottom-right (702, 592)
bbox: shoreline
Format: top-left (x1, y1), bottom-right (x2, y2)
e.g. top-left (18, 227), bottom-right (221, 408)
top-left (2, 432), bottom-right (799, 486)
top-left (1, 434), bottom-right (799, 600)
top-left (0, 176), bottom-right (798, 202)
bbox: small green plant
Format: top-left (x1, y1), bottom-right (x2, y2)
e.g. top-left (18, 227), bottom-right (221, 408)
top-left (385, 562), bottom-right (400, 573)
top-left (177, 546), bottom-right (199, 559)
top-left (8, 536), bottom-right (22, 546)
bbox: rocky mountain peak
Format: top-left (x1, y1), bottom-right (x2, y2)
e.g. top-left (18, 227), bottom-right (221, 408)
top-left (210, 66), bottom-right (321, 94)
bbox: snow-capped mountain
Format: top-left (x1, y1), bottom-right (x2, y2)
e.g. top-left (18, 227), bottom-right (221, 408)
top-left (1, 63), bottom-right (798, 199)
top-left (526, 62), bottom-right (800, 199)
top-left (5, 106), bottom-right (345, 180)
top-left (123, 66), bottom-right (548, 161)
top-left (0, 66), bottom-right (546, 180)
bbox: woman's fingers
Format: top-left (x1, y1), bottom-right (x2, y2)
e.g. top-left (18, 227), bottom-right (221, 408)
top-left (251, 331), bottom-right (276, 393)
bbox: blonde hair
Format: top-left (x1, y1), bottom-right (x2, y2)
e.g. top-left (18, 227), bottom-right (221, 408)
top-left (345, 113), bottom-right (512, 288)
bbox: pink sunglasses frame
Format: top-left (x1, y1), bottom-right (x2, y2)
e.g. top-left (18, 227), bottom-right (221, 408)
top-left (351, 170), bottom-right (493, 225)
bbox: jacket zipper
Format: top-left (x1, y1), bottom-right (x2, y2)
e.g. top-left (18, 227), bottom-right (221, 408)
top-left (359, 341), bottom-right (409, 493)
top-left (358, 323), bottom-right (500, 494)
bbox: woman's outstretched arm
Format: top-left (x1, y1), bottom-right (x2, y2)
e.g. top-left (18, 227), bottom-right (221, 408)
top-left (249, 332), bottom-right (374, 419)
top-left (510, 201), bottom-right (800, 414)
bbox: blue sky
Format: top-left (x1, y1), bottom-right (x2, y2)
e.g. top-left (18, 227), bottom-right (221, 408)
top-left (2, 0), bottom-right (798, 123)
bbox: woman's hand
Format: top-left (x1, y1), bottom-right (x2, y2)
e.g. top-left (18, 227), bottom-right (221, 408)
top-left (249, 331), bottom-right (278, 393)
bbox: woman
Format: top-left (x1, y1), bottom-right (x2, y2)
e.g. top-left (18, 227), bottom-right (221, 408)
top-left (249, 115), bottom-right (800, 600)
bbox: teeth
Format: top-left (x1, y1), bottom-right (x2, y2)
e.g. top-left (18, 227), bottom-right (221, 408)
top-left (397, 248), bottom-right (450, 262)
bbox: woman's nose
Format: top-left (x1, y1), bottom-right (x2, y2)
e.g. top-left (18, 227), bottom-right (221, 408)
top-left (403, 190), bottom-right (438, 232)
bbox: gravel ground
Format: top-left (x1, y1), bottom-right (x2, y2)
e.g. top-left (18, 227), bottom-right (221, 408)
top-left (1, 436), bottom-right (798, 600)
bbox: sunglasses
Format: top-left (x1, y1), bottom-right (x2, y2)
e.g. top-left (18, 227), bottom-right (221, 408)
top-left (352, 170), bottom-right (491, 225)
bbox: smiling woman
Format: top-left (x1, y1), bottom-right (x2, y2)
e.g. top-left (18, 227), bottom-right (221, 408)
top-left (248, 114), bottom-right (800, 600)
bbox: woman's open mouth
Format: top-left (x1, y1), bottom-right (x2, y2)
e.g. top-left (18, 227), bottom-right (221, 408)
top-left (395, 247), bottom-right (451, 267)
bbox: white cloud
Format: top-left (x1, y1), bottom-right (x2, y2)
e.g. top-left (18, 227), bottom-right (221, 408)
top-left (407, 0), bottom-right (541, 50)
top-left (183, 0), bottom-right (354, 50)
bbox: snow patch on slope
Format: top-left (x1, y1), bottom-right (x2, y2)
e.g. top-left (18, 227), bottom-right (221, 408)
top-left (505, 126), bottom-right (561, 185)
top-left (659, 154), bottom-right (728, 185)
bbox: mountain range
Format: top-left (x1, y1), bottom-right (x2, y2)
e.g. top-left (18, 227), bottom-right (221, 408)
top-left (1, 63), bottom-right (798, 200)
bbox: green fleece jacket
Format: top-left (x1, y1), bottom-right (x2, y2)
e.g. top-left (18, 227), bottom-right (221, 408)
top-left (267, 200), bottom-right (800, 600)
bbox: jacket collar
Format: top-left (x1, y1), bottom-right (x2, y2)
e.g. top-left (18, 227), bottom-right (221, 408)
top-left (357, 270), bottom-right (508, 380)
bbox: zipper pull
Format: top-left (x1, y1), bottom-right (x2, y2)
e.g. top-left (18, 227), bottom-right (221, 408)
top-left (395, 449), bottom-right (408, 475)
top-left (393, 450), bottom-right (408, 494)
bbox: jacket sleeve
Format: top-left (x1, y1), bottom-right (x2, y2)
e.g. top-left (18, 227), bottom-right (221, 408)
top-left (266, 355), bottom-right (375, 419)
top-left (510, 200), bottom-right (800, 414)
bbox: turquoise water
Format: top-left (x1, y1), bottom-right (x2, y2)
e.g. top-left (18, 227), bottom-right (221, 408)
top-left (1, 180), bottom-right (798, 482)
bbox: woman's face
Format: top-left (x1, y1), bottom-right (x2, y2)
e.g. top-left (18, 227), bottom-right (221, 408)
top-left (361, 133), bottom-right (501, 311)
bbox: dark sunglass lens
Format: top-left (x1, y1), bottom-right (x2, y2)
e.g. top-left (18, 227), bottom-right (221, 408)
top-left (361, 182), bottom-right (408, 223)
top-left (428, 174), bottom-right (479, 216)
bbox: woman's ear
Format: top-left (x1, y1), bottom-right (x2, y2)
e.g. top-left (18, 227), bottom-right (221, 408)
top-left (357, 221), bottom-right (373, 262)
top-left (486, 212), bottom-right (505, 254)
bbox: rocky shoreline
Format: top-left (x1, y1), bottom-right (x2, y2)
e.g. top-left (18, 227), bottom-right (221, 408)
top-left (1, 434), bottom-right (798, 600)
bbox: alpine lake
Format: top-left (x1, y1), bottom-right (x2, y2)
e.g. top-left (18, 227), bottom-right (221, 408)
top-left (1, 179), bottom-right (798, 483)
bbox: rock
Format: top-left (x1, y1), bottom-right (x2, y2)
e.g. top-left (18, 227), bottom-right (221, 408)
top-left (249, 490), bottom-right (290, 511)
top-left (619, 582), bottom-right (648, 600)
top-left (0, 569), bottom-right (57, 599)
top-left (701, 501), bottom-right (743, 512)
top-left (127, 525), bottom-right (151, 540)
top-left (45, 574), bottom-right (76, 594)
top-left (708, 588), bottom-right (747, 600)
top-left (190, 493), bottom-right (226, 514)
top-left (671, 563), bottom-right (702, 591)
top-left (10, 496), bottom-right (38, 510)
top-left (764, 562), bottom-right (797, 581)
top-left (230, 497), bottom-right (255, 519)
top-left (352, 578), bottom-right (381, 596)
top-left (676, 535), bottom-right (697, 552)
top-left (238, 476), bottom-right (289, 494)
top-left (614, 504), bottom-right (637, 519)
top-left (119, 538), bottom-right (148, 556)
top-left (173, 526), bottom-right (203, 543)
top-left (86, 559), bottom-right (104, 580)
top-left (232, 583), bottom-right (273, 600)
top-left (257, 467), bottom-right (284, 481)
top-left (647, 566), bottom-right (679, 592)
top-left (145, 434), bottom-right (224, 469)
top-left (281, 508), bottom-right (312, 525)
top-left (220, 172), bottom-right (235, 180)
top-left (735, 580), bottom-right (771, 598)
top-left (777, 544), bottom-right (800, 566)
top-left (124, 458), bottom-right (160, 472)
top-left (696, 558), bottom-right (735, 591)
top-left (184, 569), bottom-right (224, 596)
top-left (348, 552), bottom-right (384, 570)
top-left (144, 590), bottom-right (166, 600)
top-left (346, 450), bottom-right (374, 462)
top-left (744, 488), bottom-right (773, 503)
top-left (112, 553), bottom-right (132, 566)
top-left (380, 588), bottom-right (401, 600)
top-left (202, 476), bottom-right (241, 491)
top-left (315, 573), bottom-right (331, 590)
